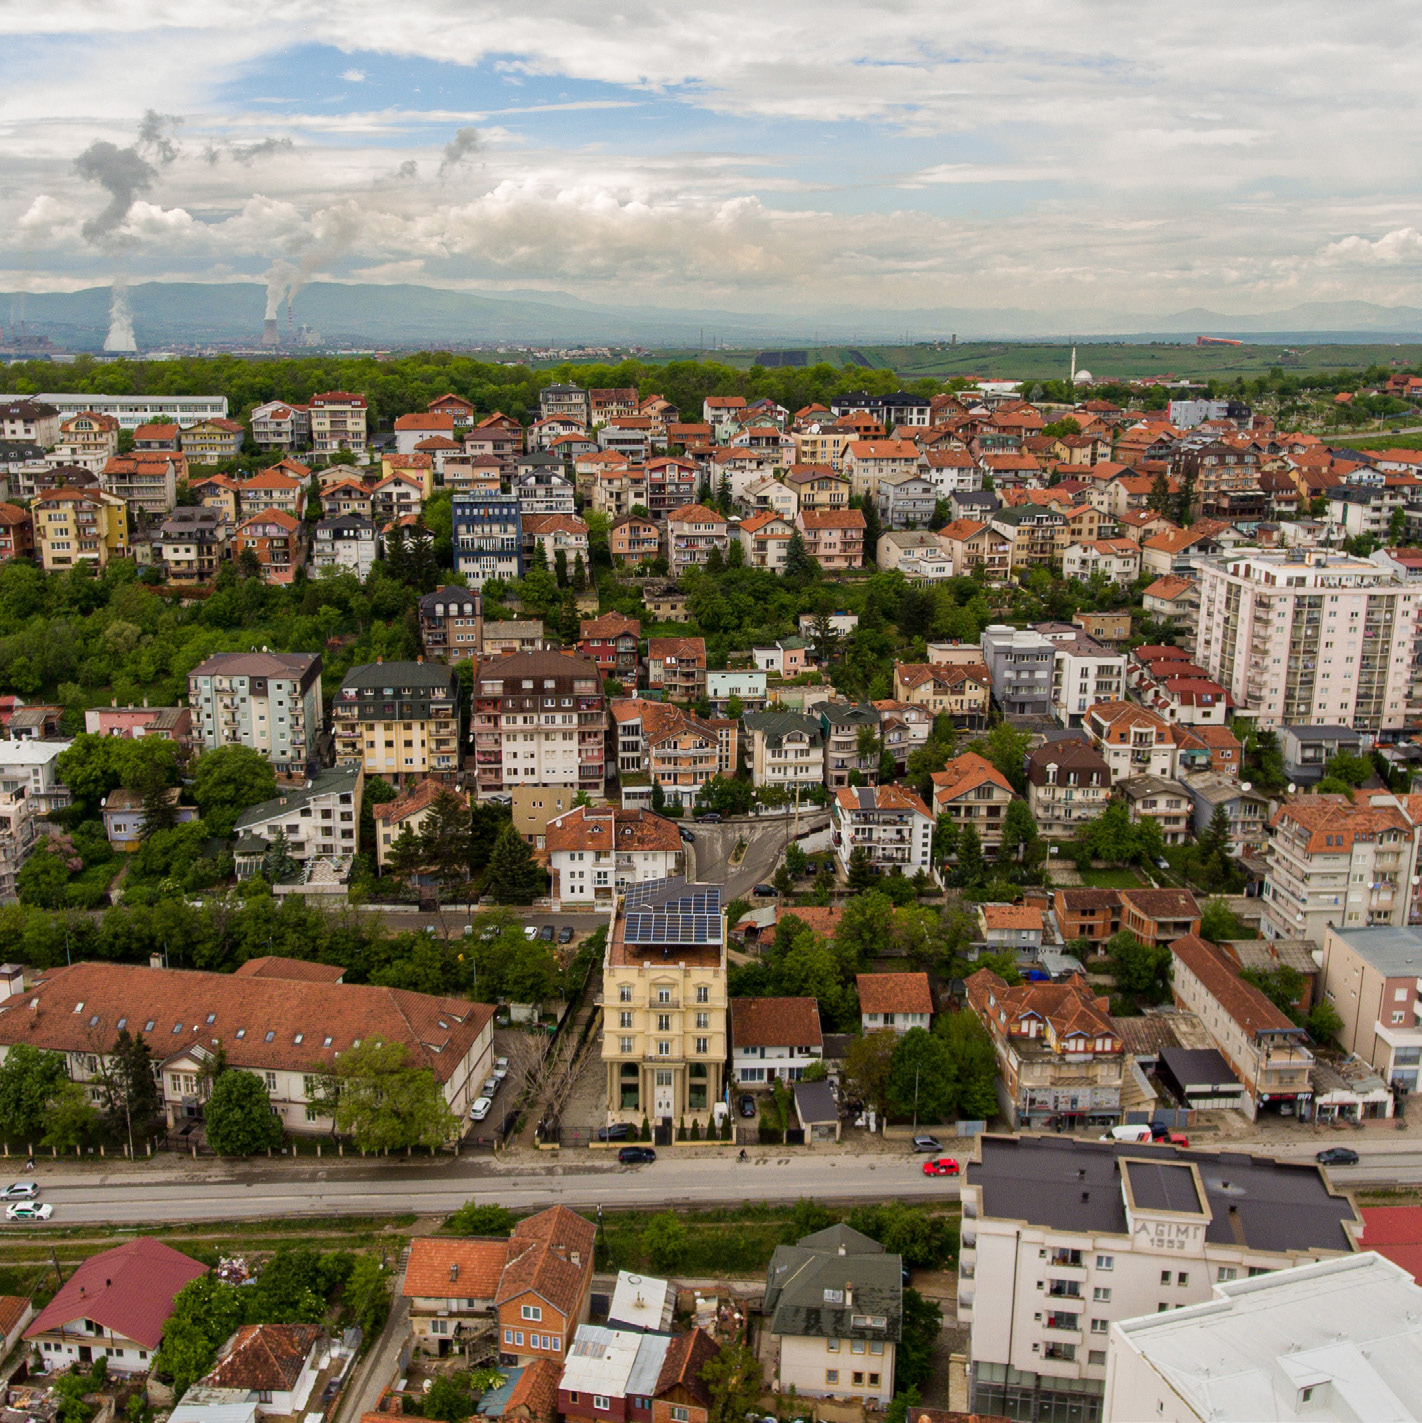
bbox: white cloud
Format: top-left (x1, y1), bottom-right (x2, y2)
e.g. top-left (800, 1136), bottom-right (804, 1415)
top-left (1317, 228), bottom-right (1422, 266)
top-left (340, 67), bottom-right (367, 82)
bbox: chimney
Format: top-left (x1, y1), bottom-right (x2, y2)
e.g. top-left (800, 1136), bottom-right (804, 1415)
top-left (449, 1263), bottom-right (459, 1283)
top-left (845, 1283), bottom-right (853, 1309)
top-left (571, 1251), bottom-right (581, 1268)
top-left (149, 953), bottom-right (163, 969)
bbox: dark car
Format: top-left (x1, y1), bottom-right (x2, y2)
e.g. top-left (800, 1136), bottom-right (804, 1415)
top-left (679, 828), bottom-right (695, 843)
top-left (619, 1146), bottom-right (656, 1165)
top-left (698, 812), bottom-right (721, 823)
top-left (1316, 1146), bottom-right (1360, 1167)
top-left (738, 1093), bottom-right (757, 1118)
top-left (558, 925), bottom-right (575, 944)
top-left (539, 924), bottom-right (556, 941)
top-left (596, 1123), bottom-right (634, 1141)
top-left (753, 883), bottom-right (777, 897)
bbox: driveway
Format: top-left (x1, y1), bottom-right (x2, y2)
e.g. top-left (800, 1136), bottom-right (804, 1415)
top-left (687, 813), bottom-right (827, 899)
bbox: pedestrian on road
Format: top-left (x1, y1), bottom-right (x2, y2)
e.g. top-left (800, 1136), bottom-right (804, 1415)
top-left (23, 1157), bottom-right (33, 1173)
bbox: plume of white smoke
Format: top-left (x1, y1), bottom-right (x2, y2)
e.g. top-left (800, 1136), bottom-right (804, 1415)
top-left (207, 136), bottom-right (296, 166)
top-left (262, 200), bottom-right (366, 324)
top-left (265, 259), bottom-right (300, 320)
top-left (104, 276), bottom-right (136, 352)
top-left (439, 127), bottom-right (482, 176)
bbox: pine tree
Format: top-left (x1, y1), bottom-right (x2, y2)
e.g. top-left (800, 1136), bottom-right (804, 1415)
top-left (847, 845), bottom-right (877, 892)
top-left (554, 550), bottom-right (569, 588)
top-left (955, 823), bottom-right (986, 888)
top-left (716, 472), bottom-right (732, 513)
top-left (859, 498), bottom-right (882, 566)
top-left (485, 822), bottom-right (543, 904)
top-left (784, 528), bottom-right (817, 580)
top-left (531, 539), bottom-right (549, 572)
top-left (137, 769), bottom-right (178, 838)
top-left (385, 526), bottom-right (409, 584)
top-left (262, 826), bottom-right (300, 883)
top-left (572, 553), bottom-right (588, 591)
top-left (1147, 471), bottom-right (1171, 516)
top-left (386, 824), bottom-right (426, 882)
top-left (420, 790), bottom-right (474, 898)
top-left (705, 545), bottom-right (724, 575)
top-left (724, 538), bottom-right (744, 569)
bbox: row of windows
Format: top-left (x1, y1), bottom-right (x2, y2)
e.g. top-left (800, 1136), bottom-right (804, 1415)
top-left (502, 1327), bottom-right (560, 1351)
top-left (824, 1370), bottom-right (881, 1388)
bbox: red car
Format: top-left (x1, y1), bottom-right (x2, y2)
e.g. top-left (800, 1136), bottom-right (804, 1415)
top-left (922, 1157), bottom-right (960, 1177)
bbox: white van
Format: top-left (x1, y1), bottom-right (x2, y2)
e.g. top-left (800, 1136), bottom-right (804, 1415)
top-left (1100, 1124), bottom-right (1154, 1143)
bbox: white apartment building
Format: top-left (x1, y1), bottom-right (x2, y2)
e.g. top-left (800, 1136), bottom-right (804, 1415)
top-left (1194, 548), bottom-right (1420, 731)
top-left (187, 650), bottom-right (323, 776)
top-left (0, 741), bottom-right (72, 816)
top-left (37, 392), bottom-right (228, 431)
top-left (0, 787), bottom-right (40, 902)
top-left (831, 785), bottom-right (935, 880)
top-left (307, 391), bottom-right (368, 456)
top-left (1105, 1254), bottom-right (1422, 1423)
top-left (312, 514), bottom-right (379, 580)
top-left (960, 1134), bottom-right (1362, 1423)
top-left (232, 766), bottom-right (363, 876)
top-left (1084, 702), bottom-right (1179, 782)
top-left (545, 805), bottom-right (683, 910)
top-left (1262, 792), bottom-right (1421, 942)
top-left (730, 996), bottom-right (824, 1086)
top-left (1036, 627), bottom-right (1127, 728)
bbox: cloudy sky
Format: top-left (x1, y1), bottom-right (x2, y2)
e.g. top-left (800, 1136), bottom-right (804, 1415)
top-left (4, 0), bottom-right (1422, 320)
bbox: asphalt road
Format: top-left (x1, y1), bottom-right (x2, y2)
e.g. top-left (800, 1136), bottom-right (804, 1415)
top-left (19, 1150), bottom-right (956, 1225)
top-left (688, 813), bottom-right (830, 899)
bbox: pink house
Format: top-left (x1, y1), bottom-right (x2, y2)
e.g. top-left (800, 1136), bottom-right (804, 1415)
top-left (84, 703), bottom-right (193, 744)
top-left (752, 640), bottom-right (810, 676)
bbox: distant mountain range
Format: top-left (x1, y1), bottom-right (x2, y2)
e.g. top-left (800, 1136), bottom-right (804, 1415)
top-left (4, 282), bottom-right (1422, 351)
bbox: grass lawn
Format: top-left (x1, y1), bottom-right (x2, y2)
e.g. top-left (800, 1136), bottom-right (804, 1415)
top-left (1078, 867), bottom-right (1145, 888)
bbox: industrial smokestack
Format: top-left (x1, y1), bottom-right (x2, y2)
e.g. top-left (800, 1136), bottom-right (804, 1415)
top-left (261, 318), bottom-right (280, 348)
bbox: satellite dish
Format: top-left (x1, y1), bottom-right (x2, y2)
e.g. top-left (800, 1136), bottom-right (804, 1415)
top-left (1241, 781), bottom-right (1251, 792)
top-left (1288, 783), bottom-right (1297, 794)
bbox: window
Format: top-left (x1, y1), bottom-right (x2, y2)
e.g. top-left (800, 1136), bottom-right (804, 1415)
top-left (1176, 1272), bottom-right (1188, 1287)
top-left (671, 1409), bottom-right (689, 1422)
top-left (265, 1072), bottom-right (277, 1091)
top-left (620, 985), bottom-right (632, 1003)
top-left (825, 1371), bottom-right (838, 1386)
top-left (851, 1339), bottom-right (866, 1355)
top-left (696, 985), bottom-right (709, 1004)
top-left (1091, 1319), bottom-right (1108, 1335)
top-left (1088, 1350), bottom-right (1106, 1367)
top-left (514, 1331), bottom-right (524, 1346)
top-left (503, 1329), bottom-right (513, 1344)
top-left (522, 1305), bottom-right (541, 1321)
top-left (1217, 1267), bottom-right (1237, 1282)
top-left (852, 1372), bottom-right (865, 1387)
top-left (1160, 1270), bottom-right (1171, 1286)
top-left (827, 1339), bottom-right (840, 1353)
top-left (1093, 1287), bottom-right (1111, 1303)
top-left (592, 1398), bottom-right (610, 1412)
top-left (620, 1012), bottom-right (633, 1029)
top-left (869, 1340), bottom-right (883, 1356)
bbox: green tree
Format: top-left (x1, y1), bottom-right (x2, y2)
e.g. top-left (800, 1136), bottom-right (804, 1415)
top-left (15, 848), bottom-right (71, 909)
top-left (0, 1043), bottom-right (70, 1143)
top-left (447, 1201), bottom-right (517, 1236)
top-left (386, 824), bottom-right (426, 882)
top-left (725, 694), bottom-right (744, 721)
top-left (846, 845), bottom-right (877, 892)
top-left (835, 890), bottom-right (893, 966)
top-left (344, 1253), bottom-right (391, 1337)
top-left (1107, 931), bottom-right (1173, 1003)
top-left (420, 790), bottom-right (475, 898)
top-left (936, 1009), bottom-right (1001, 1120)
top-left (969, 722), bottom-right (1032, 794)
top-left (1147, 470), bottom-right (1172, 516)
top-left (204, 1069), bottom-right (285, 1155)
top-left (700, 1339), bottom-right (764, 1423)
top-left (97, 1028), bottom-right (161, 1131)
top-left (263, 826), bottom-right (301, 884)
top-left (1306, 997), bottom-right (1344, 1045)
top-left (329, 1038), bottom-right (460, 1152)
top-left (887, 1027), bottom-right (957, 1123)
top-left (1240, 965), bottom-right (1307, 1019)
top-left (1199, 897), bottom-right (1250, 942)
top-left (42, 1082), bottom-right (98, 1150)
top-left (485, 822), bottom-right (543, 904)
top-left (425, 1375), bottom-right (478, 1423)
top-left (845, 1030), bottom-right (898, 1119)
top-left (1321, 749), bottom-right (1373, 787)
top-left (469, 800), bottom-right (512, 873)
top-left (954, 823), bottom-right (986, 888)
top-left (895, 1289), bottom-right (942, 1391)
top-left (641, 1210), bottom-right (689, 1272)
top-left (191, 745), bottom-right (277, 835)
top-left (783, 528), bottom-right (818, 581)
top-left (1086, 802), bottom-right (1136, 866)
top-left (155, 1273), bottom-right (245, 1396)
top-left (784, 842), bottom-right (808, 877)
top-left (998, 798), bottom-right (1039, 862)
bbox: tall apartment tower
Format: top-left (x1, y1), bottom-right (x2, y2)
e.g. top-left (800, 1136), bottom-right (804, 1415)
top-left (187, 651), bottom-right (323, 775)
top-left (1194, 549), bottom-right (1420, 731)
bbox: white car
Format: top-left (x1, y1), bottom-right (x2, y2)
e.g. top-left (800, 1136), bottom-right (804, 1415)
top-left (523, 925), bottom-right (538, 940)
top-left (469, 1097), bottom-right (493, 1122)
top-left (5, 1201), bottom-right (52, 1222)
top-left (492, 1057), bottom-right (510, 1081)
top-left (0, 1183), bottom-right (37, 1200)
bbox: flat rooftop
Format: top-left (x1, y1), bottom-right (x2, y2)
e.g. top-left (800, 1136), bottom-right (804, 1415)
top-left (1326, 925), bottom-right (1422, 977)
top-left (969, 1134), bottom-right (1358, 1255)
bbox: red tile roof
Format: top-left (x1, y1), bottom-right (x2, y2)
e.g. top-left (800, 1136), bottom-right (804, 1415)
top-left (856, 972), bottom-right (933, 1016)
top-left (1359, 1207), bottom-right (1422, 1284)
top-left (403, 1237), bottom-right (509, 1299)
top-left (799, 508), bottom-right (867, 530)
top-left (730, 996), bottom-right (823, 1050)
top-left (506, 1357), bottom-right (561, 1422)
top-left (26, 1238), bottom-right (205, 1351)
top-left (232, 956), bottom-right (347, 984)
top-left (0, 1296), bottom-right (29, 1339)
top-left (498, 1206), bottom-right (596, 1317)
top-left (1170, 933), bottom-right (1294, 1035)
top-left (545, 806), bottom-right (680, 856)
top-left (207, 1323), bottom-right (323, 1391)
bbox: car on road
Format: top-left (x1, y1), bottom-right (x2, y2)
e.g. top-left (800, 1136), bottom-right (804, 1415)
top-left (1316, 1146), bottom-right (1360, 1166)
top-left (1156, 858), bottom-right (1170, 871)
top-left (618, 1146), bottom-right (656, 1165)
top-left (697, 812), bottom-right (721, 823)
top-left (469, 1097), bottom-right (493, 1122)
top-left (523, 925), bottom-right (538, 940)
top-left (492, 1057), bottom-right (510, 1081)
top-left (597, 1123), bottom-right (634, 1141)
top-left (679, 828), bottom-right (695, 843)
top-left (480, 1076), bottom-right (499, 1098)
top-left (738, 1093), bottom-right (757, 1118)
top-left (481, 924), bottom-right (499, 941)
top-left (922, 1157), bottom-right (959, 1177)
top-left (539, 924), bottom-right (556, 941)
top-left (5, 1202), bottom-right (52, 1221)
top-left (753, 883), bottom-right (777, 897)
top-left (911, 1134), bottom-right (942, 1153)
top-left (0, 1183), bottom-right (37, 1200)
top-left (558, 925), bottom-right (575, 944)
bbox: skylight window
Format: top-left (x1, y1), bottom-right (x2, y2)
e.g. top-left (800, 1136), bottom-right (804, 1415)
top-left (265, 1031), bottom-right (275, 1042)
top-left (172, 1024), bottom-right (183, 1034)
top-left (206, 1013), bottom-right (216, 1025)
top-left (72, 1002), bottom-right (84, 1014)
top-left (236, 1029), bottom-right (246, 1039)
top-left (145, 1020), bottom-right (155, 1032)
top-left (323, 1036), bottom-right (333, 1047)
top-left (117, 1018), bottom-right (126, 1031)
top-left (294, 1033), bottom-right (304, 1044)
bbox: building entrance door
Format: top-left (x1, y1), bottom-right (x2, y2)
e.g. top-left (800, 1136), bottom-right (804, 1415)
top-left (654, 1069), bottom-right (674, 1119)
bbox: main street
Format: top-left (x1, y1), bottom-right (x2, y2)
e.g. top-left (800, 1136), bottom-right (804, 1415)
top-left (11, 1137), bottom-right (1422, 1227)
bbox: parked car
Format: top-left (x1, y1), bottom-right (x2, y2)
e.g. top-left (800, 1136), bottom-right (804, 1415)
top-left (0, 1183), bottom-right (37, 1200)
top-left (1316, 1146), bottom-right (1360, 1166)
top-left (597, 1123), bottom-right (634, 1141)
top-left (492, 1057), bottom-right (510, 1081)
top-left (922, 1157), bottom-right (959, 1177)
top-left (540, 924), bottom-right (556, 941)
top-left (738, 1093), bottom-right (757, 1118)
top-left (698, 812), bottom-right (721, 823)
top-left (523, 925), bottom-right (538, 940)
top-left (469, 1097), bottom-right (493, 1122)
top-left (558, 925), bottom-right (575, 944)
top-left (481, 924), bottom-right (499, 941)
top-left (679, 828), bottom-right (695, 843)
top-left (619, 1146), bottom-right (656, 1165)
top-left (911, 1134), bottom-right (942, 1153)
top-left (480, 1076), bottom-right (499, 1098)
top-left (5, 1201), bottom-right (51, 1222)
top-left (753, 883), bottom-right (777, 897)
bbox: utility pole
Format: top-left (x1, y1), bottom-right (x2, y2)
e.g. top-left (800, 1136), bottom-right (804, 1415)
top-left (913, 1066), bottom-right (920, 1134)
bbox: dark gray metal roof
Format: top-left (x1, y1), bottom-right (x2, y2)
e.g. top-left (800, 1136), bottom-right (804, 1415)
top-left (1123, 1159), bottom-right (1205, 1216)
top-left (793, 1080), bottom-right (838, 1126)
top-left (968, 1134), bottom-right (1358, 1255)
top-left (1158, 1046), bottom-right (1240, 1089)
top-left (764, 1227), bottom-right (900, 1342)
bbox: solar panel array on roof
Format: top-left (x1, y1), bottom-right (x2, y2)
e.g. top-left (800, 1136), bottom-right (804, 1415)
top-left (622, 878), bottom-right (722, 945)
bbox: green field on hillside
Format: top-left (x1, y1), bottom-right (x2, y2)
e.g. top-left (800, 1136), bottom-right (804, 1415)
top-left (644, 340), bottom-right (1422, 383)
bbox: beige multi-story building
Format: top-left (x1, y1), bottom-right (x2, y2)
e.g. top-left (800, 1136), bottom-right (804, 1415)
top-left (966, 968), bottom-right (1123, 1128)
top-left (179, 417), bottom-right (244, 462)
top-left (46, 411), bottom-right (119, 472)
top-left (892, 662), bottom-right (991, 728)
top-left (796, 508), bottom-right (866, 570)
top-left (1084, 701), bottom-right (1179, 782)
top-left (372, 778), bottom-right (471, 873)
top-left (610, 699), bottom-right (736, 809)
top-left (665, 504), bottom-right (729, 576)
top-left (1318, 922), bottom-right (1422, 1095)
top-left (308, 390), bottom-right (369, 456)
top-left (1169, 932), bottom-right (1315, 1119)
top-left (841, 439), bottom-right (920, 500)
top-left (832, 784), bottom-right (935, 879)
top-left (602, 878), bottom-right (727, 1130)
top-left (187, 649), bottom-right (323, 775)
top-left (1026, 742), bottom-right (1111, 838)
top-left (470, 649), bottom-right (604, 801)
top-left (959, 1134), bottom-right (1361, 1423)
top-left (742, 711), bottom-right (825, 790)
top-left (930, 751), bottom-right (1016, 854)
top-left (784, 464), bottom-right (850, 509)
top-left (156, 506), bottom-right (231, 581)
top-left (1194, 548), bottom-right (1420, 731)
top-left (1262, 791), bottom-right (1421, 942)
top-left (33, 486), bottom-right (128, 571)
top-left (99, 453), bottom-right (183, 515)
top-left (334, 659), bottom-right (461, 788)
top-left (647, 637), bottom-right (707, 702)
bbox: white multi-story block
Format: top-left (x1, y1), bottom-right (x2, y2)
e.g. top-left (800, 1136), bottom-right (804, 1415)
top-left (546, 805), bottom-right (683, 910)
top-left (1194, 548), bottom-right (1420, 731)
top-left (188, 651), bottom-right (323, 776)
top-left (832, 784), bottom-right (935, 880)
top-left (960, 1134), bottom-right (1362, 1422)
top-left (1036, 626), bottom-right (1127, 728)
